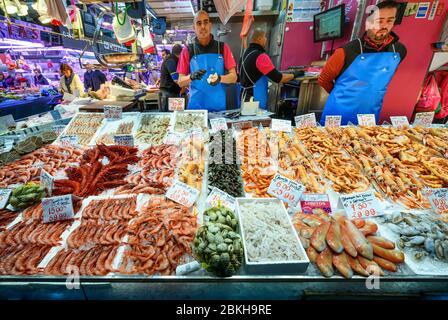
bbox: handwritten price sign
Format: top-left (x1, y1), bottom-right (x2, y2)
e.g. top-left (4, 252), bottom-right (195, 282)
top-left (0, 189), bottom-right (12, 209)
top-left (166, 180), bottom-right (200, 208)
top-left (206, 187), bottom-right (236, 212)
top-left (232, 121), bottom-right (253, 131)
top-left (59, 135), bottom-right (79, 147)
top-left (114, 135), bottom-right (134, 147)
top-left (340, 191), bottom-right (383, 219)
top-left (42, 194), bottom-right (74, 223)
top-left (52, 125), bottom-right (66, 135)
top-left (424, 188), bottom-right (448, 215)
top-left (168, 98), bottom-right (185, 111)
top-left (271, 119), bottom-right (292, 133)
top-left (300, 193), bottom-right (332, 215)
top-left (390, 116), bottom-right (410, 128)
top-left (40, 169), bottom-right (54, 196)
top-left (267, 174), bottom-right (305, 207)
top-left (210, 118), bottom-right (228, 133)
top-left (104, 106), bottom-right (123, 120)
top-left (357, 114), bottom-right (376, 126)
top-left (413, 112), bottom-right (434, 126)
top-left (325, 115), bottom-right (342, 128)
top-left (164, 132), bottom-right (182, 145)
top-left (295, 113), bottom-right (316, 128)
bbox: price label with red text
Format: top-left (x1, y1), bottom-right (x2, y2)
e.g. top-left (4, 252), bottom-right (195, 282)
top-left (40, 169), bottom-right (54, 196)
top-left (271, 119), bottom-right (292, 132)
top-left (59, 135), bottom-right (79, 147)
top-left (424, 188), bottom-right (448, 215)
top-left (325, 115), bottom-right (342, 128)
top-left (267, 174), bottom-right (305, 207)
top-left (413, 112), bottom-right (434, 126)
top-left (300, 193), bottom-right (332, 215)
top-left (0, 188), bottom-right (12, 209)
top-left (295, 113), bottom-right (316, 128)
top-left (206, 187), bottom-right (236, 212)
top-left (210, 118), bottom-right (228, 133)
top-left (42, 194), bottom-right (74, 223)
top-left (114, 134), bottom-right (134, 147)
top-left (52, 125), bottom-right (66, 135)
top-left (166, 180), bottom-right (200, 208)
top-left (357, 114), bottom-right (376, 126)
top-left (340, 191), bottom-right (383, 219)
top-left (168, 98), bottom-right (185, 111)
top-left (104, 106), bottom-right (123, 120)
top-left (390, 116), bottom-right (410, 128)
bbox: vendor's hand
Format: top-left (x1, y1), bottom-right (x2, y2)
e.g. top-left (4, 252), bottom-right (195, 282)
top-left (292, 70), bottom-right (305, 78)
top-left (208, 73), bottom-right (221, 86)
top-left (190, 69), bottom-right (206, 81)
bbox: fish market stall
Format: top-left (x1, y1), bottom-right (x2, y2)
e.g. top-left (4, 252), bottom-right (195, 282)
top-left (0, 110), bottom-right (448, 300)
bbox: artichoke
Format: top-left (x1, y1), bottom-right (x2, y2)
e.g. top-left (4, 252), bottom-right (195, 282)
top-left (9, 182), bottom-right (47, 210)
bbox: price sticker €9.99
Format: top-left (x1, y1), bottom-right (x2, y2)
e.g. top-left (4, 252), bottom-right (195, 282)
top-left (267, 174), bottom-right (305, 207)
top-left (166, 180), bottom-right (200, 208)
top-left (340, 191), bottom-right (383, 219)
top-left (42, 194), bottom-right (74, 223)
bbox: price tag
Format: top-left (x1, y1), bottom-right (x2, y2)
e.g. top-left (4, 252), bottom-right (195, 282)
top-left (423, 188), bottom-right (448, 215)
top-left (339, 191), bottom-right (383, 219)
top-left (164, 132), bottom-right (182, 145)
top-left (210, 118), bottom-right (228, 132)
top-left (325, 115), bottom-right (342, 128)
top-left (295, 113), bottom-right (316, 128)
top-left (357, 114), bottom-right (376, 126)
top-left (187, 128), bottom-right (203, 141)
top-left (0, 114), bottom-right (16, 129)
top-left (232, 121), bottom-right (253, 130)
top-left (267, 174), bottom-right (305, 207)
top-left (300, 193), bottom-right (332, 215)
top-left (40, 169), bottom-right (54, 196)
top-left (52, 125), bottom-right (66, 135)
top-left (390, 116), bottom-right (410, 128)
top-left (50, 110), bottom-right (62, 121)
top-left (0, 189), bottom-right (12, 209)
top-left (104, 106), bottom-right (123, 120)
top-left (59, 135), bottom-right (79, 147)
top-left (166, 180), bottom-right (200, 208)
top-left (168, 98), bottom-right (185, 111)
top-left (206, 187), bottom-right (236, 212)
top-left (413, 112), bottom-right (434, 126)
top-left (114, 134), bottom-right (134, 147)
top-left (42, 194), bottom-right (74, 223)
top-left (271, 119), bottom-right (292, 133)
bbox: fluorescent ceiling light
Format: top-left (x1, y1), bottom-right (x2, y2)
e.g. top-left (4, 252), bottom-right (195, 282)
top-left (189, 0), bottom-right (195, 15)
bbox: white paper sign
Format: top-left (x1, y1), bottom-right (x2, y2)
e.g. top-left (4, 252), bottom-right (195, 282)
top-left (413, 112), bottom-right (434, 126)
top-left (424, 188), bottom-right (448, 215)
top-left (40, 169), bottom-right (54, 196)
top-left (168, 98), bottom-right (185, 111)
top-left (340, 191), bottom-right (383, 219)
top-left (0, 115), bottom-right (16, 129)
top-left (164, 132), bottom-right (182, 145)
top-left (357, 114), bottom-right (376, 126)
top-left (52, 125), bottom-right (66, 135)
top-left (267, 173), bottom-right (305, 207)
top-left (210, 118), bottom-right (228, 132)
top-left (232, 121), bottom-right (253, 131)
top-left (59, 135), bottom-right (79, 147)
top-left (114, 134), bottom-right (134, 147)
top-left (42, 194), bottom-right (74, 223)
top-left (206, 187), bottom-right (236, 212)
top-left (295, 113), bottom-right (316, 128)
top-left (0, 189), bottom-right (12, 209)
top-left (325, 115), bottom-right (342, 128)
top-left (390, 116), bottom-right (410, 128)
top-left (104, 106), bottom-right (123, 120)
top-left (271, 119), bottom-right (292, 132)
top-left (166, 180), bottom-right (200, 208)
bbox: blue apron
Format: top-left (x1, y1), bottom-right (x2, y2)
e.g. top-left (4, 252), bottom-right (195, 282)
top-left (240, 50), bottom-right (268, 109)
top-left (188, 42), bottom-right (226, 111)
top-left (320, 39), bottom-right (400, 125)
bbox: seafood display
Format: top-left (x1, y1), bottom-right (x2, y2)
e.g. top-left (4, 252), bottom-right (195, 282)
top-left (174, 112), bottom-right (207, 132)
top-left (61, 113), bottom-right (104, 146)
top-left (237, 128), bottom-right (275, 197)
top-left (0, 209), bottom-right (19, 230)
top-left (95, 121), bottom-right (135, 145)
top-left (238, 199), bottom-right (305, 263)
top-left (0, 245), bottom-right (52, 275)
top-left (119, 198), bottom-right (197, 275)
top-left (177, 136), bottom-right (205, 191)
top-left (135, 115), bottom-right (171, 145)
top-left (406, 127), bottom-right (448, 157)
top-left (81, 197), bottom-right (138, 221)
top-left (193, 206), bottom-right (243, 277)
top-left (0, 145), bottom-right (82, 187)
top-left (293, 212), bottom-right (405, 278)
top-left (67, 221), bottom-right (128, 248)
top-left (294, 127), bottom-right (370, 194)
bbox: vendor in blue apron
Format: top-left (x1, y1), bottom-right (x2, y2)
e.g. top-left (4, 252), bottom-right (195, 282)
top-left (240, 28), bottom-right (303, 109)
top-left (177, 10), bottom-right (237, 112)
top-left (318, 0), bottom-right (407, 125)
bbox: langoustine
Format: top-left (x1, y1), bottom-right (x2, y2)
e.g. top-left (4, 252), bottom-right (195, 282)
top-left (0, 245), bottom-right (52, 275)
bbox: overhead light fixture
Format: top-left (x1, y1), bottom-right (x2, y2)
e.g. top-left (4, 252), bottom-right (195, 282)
top-left (189, 0), bottom-right (195, 15)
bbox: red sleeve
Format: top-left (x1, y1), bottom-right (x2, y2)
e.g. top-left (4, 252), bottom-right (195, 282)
top-left (223, 43), bottom-right (236, 71)
top-left (318, 48), bottom-right (345, 93)
top-left (177, 47), bottom-right (190, 75)
top-left (255, 53), bottom-right (275, 75)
